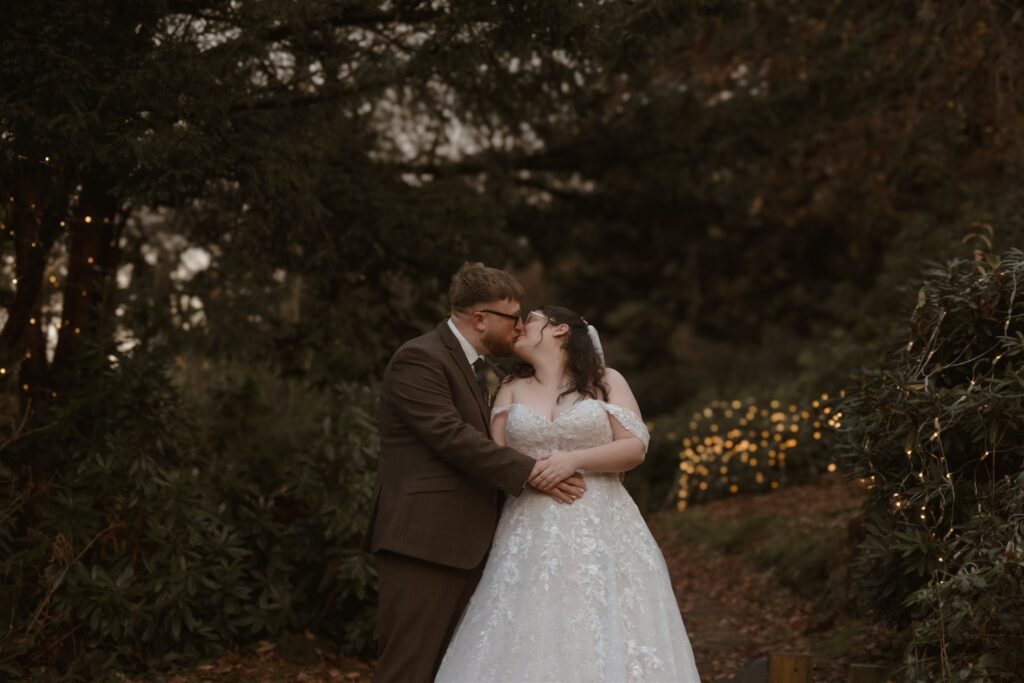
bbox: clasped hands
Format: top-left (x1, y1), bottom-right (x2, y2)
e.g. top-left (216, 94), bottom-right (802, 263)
top-left (529, 451), bottom-right (586, 504)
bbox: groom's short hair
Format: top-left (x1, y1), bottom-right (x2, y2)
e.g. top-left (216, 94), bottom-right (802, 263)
top-left (449, 262), bottom-right (524, 311)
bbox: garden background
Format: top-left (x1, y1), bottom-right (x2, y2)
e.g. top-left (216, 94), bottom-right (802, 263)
top-left (2, 1), bottom-right (1023, 681)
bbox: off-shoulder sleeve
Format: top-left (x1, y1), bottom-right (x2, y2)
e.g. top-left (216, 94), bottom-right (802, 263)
top-left (491, 404), bottom-right (512, 419)
top-left (600, 402), bottom-right (650, 452)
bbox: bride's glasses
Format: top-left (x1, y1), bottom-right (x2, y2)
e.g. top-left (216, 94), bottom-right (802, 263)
top-left (525, 311), bottom-right (548, 325)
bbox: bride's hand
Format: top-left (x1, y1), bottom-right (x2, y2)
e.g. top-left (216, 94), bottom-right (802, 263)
top-left (530, 451), bottom-right (581, 491)
top-left (552, 473), bottom-right (587, 503)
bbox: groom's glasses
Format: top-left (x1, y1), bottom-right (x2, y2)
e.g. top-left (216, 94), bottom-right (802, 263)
top-left (477, 308), bottom-right (524, 323)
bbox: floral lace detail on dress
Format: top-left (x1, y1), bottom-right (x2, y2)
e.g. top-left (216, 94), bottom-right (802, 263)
top-left (437, 398), bottom-right (699, 683)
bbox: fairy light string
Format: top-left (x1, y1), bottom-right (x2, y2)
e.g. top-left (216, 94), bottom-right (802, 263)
top-left (673, 391), bottom-right (844, 510)
top-left (1, 155), bottom-right (117, 395)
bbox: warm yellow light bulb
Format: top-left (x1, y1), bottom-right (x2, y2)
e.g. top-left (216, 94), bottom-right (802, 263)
top-left (84, 216), bottom-right (92, 223)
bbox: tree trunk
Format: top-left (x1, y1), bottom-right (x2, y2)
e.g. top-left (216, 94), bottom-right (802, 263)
top-left (0, 154), bottom-right (62, 413)
top-left (50, 177), bottom-right (119, 383)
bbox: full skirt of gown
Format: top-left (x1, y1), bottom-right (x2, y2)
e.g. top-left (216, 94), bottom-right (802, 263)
top-left (435, 399), bottom-right (700, 683)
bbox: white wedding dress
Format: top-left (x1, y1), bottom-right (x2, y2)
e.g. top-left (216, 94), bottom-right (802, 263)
top-left (435, 398), bottom-right (700, 683)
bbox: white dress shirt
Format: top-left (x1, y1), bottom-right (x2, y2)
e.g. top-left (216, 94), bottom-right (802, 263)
top-left (447, 317), bottom-right (481, 366)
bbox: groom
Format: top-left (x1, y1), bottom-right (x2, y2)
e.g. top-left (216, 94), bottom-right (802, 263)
top-left (363, 263), bottom-right (586, 683)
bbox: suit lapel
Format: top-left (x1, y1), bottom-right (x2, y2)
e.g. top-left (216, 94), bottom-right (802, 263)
top-left (436, 322), bottom-right (491, 433)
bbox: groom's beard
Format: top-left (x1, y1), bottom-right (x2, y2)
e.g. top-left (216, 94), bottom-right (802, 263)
top-left (482, 329), bottom-right (517, 357)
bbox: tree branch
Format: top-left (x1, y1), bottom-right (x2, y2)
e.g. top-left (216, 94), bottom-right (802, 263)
top-left (389, 140), bottom-right (595, 177)
top-left (229, 79), bottom-right (388, 114)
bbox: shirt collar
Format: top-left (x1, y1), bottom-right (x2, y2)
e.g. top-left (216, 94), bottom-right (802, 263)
top-left (447, 317), bottom-right (481, 366)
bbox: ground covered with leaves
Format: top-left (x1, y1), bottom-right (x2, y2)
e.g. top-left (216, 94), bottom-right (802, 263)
top-left (654, 477), bottom-right (894, 681)
top-left (133, 477), bottom-right (892, 683)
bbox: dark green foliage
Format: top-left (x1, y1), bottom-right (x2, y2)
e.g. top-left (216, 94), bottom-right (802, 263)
top-left (2, 0), bottom-right (1023, 678)
top-left (0, 346), bottom-right (377, 681)
top-left (837, 247), bottom-right (1024, 680)
top-left (509, 0), bottom-right (1024, 412)
top-left (2, 1), bottom-right (662, 678)
top-left (902, 473), bottom-right (1024, 681)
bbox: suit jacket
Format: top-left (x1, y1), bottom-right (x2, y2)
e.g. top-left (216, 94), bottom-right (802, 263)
top-left (362, 322), bottom-right (536, 569)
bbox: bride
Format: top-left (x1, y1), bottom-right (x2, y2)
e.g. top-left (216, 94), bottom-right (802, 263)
top-left (435, 306), bottom-right (700, 683)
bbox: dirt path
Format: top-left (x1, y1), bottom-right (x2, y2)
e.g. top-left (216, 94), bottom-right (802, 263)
top-left (650, 480), bottom-right (891, 682)
top-left (656, 522), bottom-right (813, 681)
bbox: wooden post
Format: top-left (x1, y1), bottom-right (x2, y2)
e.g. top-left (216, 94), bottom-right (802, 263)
top-left (768, 654), bottom-right (811, 683)
top-left (848, 664), bottom-right (889, 683)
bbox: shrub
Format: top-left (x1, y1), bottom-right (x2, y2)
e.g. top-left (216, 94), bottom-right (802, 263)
top-left (837, 246), bottom-right (1024, 680)
top-left (643, 393), bottom-right (842, 511)
top-left (0, 347), bottom-right (378, 681)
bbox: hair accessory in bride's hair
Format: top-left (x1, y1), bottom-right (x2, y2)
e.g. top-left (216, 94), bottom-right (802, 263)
top-left (587, 324), bottom-right (605, 367)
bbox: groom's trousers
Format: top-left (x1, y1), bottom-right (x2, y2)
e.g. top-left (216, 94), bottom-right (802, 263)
top-left (374, 550), bottom-right (485, 683)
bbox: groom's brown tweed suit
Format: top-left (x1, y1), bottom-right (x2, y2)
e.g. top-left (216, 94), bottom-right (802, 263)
top-left (363, 321), bottom-right (535, 683)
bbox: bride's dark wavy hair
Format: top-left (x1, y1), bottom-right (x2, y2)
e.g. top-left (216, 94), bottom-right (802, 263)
top-left (505, 305), bottom-right (609, 402)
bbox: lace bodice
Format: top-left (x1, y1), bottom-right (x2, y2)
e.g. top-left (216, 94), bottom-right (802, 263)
top-left (492, 398), bottom-right (650, 461)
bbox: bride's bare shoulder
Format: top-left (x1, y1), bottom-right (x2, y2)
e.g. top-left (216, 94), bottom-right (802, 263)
top-left (602, 367), bottom-right (628, 386)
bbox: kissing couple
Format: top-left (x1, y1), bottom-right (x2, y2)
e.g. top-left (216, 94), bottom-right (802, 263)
top-left (363, 263), bottom-right (700, 682)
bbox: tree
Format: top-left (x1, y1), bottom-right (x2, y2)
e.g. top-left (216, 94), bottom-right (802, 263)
top-left (495, 0), bottom-right (1024, 408)
top-left (0, 0), bottom-right (643, 415)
